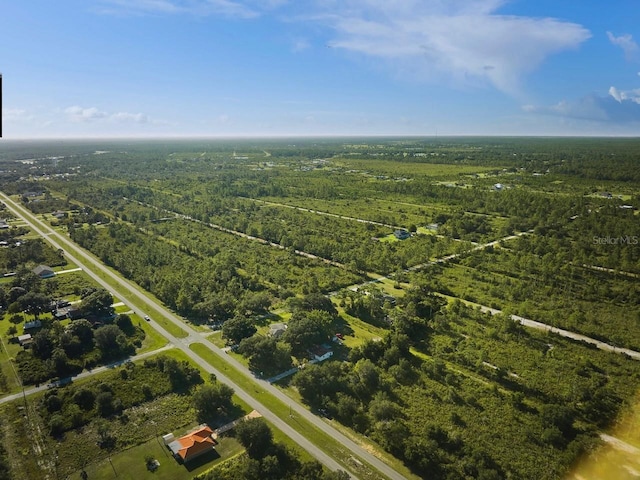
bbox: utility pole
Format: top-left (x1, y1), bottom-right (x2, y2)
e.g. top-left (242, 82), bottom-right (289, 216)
top-left (107, 457), bottom-right (117, 477)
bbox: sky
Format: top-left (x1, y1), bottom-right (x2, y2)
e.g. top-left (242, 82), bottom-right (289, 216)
top-left (2, 0), bottom-right (640, 138)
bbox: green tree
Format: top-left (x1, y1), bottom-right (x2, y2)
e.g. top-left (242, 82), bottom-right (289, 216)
top-left (73, 388), bottom-right (96, 410)
top-left (67, 319), bottom-right (94, 345)
top-left (31, 329), bottom-right (55, 360)
top-left (222, 315), bottom-right (256, 345)
top-left (115, 313), bottom-right (134, 334)
top-left (6, 326), bottom-right (17, 338)
top-left (238, 336), bottom-right (292, 376)
top-left (288, 293), bottom-right (337, 316)
top-left (192, 383), bottom-right (235, 419)
top-left (96, 391), bottom-right (114, 417)
top-left (282, 310), bottom-right (332, 357)
top-left (235, 418), bottom-right (274, 459)
top-left (18, 291), bottom-right (51, 319)
top-left (236, 292), bottom-right (271, 316)
top-left (80, 288), bottom-right (114, 316)
top-left (94, 324), bottom-right (128, 358)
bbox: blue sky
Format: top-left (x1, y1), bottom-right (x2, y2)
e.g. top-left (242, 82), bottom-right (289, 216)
top-left (2, 0), bottom-right (640, 138)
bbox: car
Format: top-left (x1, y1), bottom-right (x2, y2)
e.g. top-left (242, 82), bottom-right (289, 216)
top-left (144, 315), bottom-right (151, 321)
top-left (335, 333), bottom-right (344, 340)
top-left (317, 408), bottom-right (333, 420)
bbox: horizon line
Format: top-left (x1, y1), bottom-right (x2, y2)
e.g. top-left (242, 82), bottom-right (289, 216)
top-left (2, 133), bottom-right (640, 142)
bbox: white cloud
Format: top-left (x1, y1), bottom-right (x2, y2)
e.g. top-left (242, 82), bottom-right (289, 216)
top-left (524, 86), bottom-right (640, 123)
top-left (65, 105), bottom-right (152, 124)
top-left (310, 0), bottom-right (590, 95)
top-left (110, 112), bottom-right (149, 123)
top-left (98, 0), bottom-right (258, 18)
top-left (608, 85), bottom-right (640, 104)
top-left (93, 0), bottom-right (590, 97)
top-left (65, 106), bottom-right (108, 122)
top-left (607, 31), bottom-right (639, 61)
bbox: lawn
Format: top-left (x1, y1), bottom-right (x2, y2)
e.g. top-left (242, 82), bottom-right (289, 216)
top-left (65, 433), bottom-right (244, 480)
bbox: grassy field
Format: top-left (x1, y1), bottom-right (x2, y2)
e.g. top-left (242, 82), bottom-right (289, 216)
top-left (65, 434), bottom-right (244, 480)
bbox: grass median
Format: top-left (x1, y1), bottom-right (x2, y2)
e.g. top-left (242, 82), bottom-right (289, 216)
top-left (190, 342), bottom-right (418, 480)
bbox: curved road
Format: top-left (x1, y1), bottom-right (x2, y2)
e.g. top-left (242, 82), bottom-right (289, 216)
top-left (0, 192), bottom-right (407, 480)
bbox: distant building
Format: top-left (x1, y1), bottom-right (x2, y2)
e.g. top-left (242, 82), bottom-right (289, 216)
top-left (18, 334), bottom-right (33, 348)
top-left (309, 345), bottom-right (333, 363)
top-left (394, 230), bottom-right (411, 240)
top-left (269, 323), bottom-right (288, 338)
top-left (23, 320), bottom-right (42, 331)
top-left (493, 183), bottom-right (504, 191)
top-left (33, 265), bottom-right (55, 278)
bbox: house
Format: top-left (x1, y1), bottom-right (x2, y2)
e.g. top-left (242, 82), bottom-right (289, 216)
top-left (0, 220), bottom-right (9, 229)
top-left (309, 345), bottom-right (333, 363)
top-left (18, 334), bottom-right (33, 348)
top-left (54, 305), bottom-right (82, 320)
top-left (166, 425), bottom-right (217, 463)
top-left (52, 210), bottom-right (67, 219)
top-left (393, 230), bottom-right (410, 240)
top-left (382, 294), bottom-right (397, 306)
top-left (23, 320), bottom-right (42, 331)
top-left (269, 323), bottom-right (288, 338)
top-left (33, 265), bottom-right (55, 278)
top-left (493, 183), bottom-right (504, 191)
top-left (426, 223), bottom-right (439, 231)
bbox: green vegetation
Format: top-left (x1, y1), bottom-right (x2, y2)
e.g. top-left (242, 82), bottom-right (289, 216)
top-left (195, 418), bottom-right (350, 480)
top-left (0, 137), bottom-right (638, 479)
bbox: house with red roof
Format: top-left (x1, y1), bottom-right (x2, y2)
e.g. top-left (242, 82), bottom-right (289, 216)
top-left (165, 424), bottom-right (217, 463)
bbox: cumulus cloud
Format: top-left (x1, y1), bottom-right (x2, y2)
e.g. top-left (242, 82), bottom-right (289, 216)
top-left (608, 86), bottom-right (640, 104)
top-left (306, 0), bottom-right (591, 95)
top-left (523, 86), bottom-right (640, 123)
top-left (95, 0), bottom-right (590, 95)
top-left (607, 31), bottom-right (639, 61)
top-left (65, 106), bottom-right (108, 122)
top-left (65, 106), bottom-right (150, 124)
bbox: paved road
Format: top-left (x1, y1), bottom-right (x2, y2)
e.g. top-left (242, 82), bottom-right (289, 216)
top-left (1, 192), bottom-right (407, 480)
top-left (0, 344), bottom-right (175, 406)
top-left (242, 197), bottom-right (475, 244)
top-left (125, 197), bottom-right (347, 269)
top-left (580, 264), bottom-right (639, 279)
top-left (342, 231), bottom-right (531, 293)
top-left (438, 294), bottom-right (640, 361)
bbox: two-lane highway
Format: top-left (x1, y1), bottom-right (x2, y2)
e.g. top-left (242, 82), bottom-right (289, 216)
top-left (0, 192), bottom-right (408, 480)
